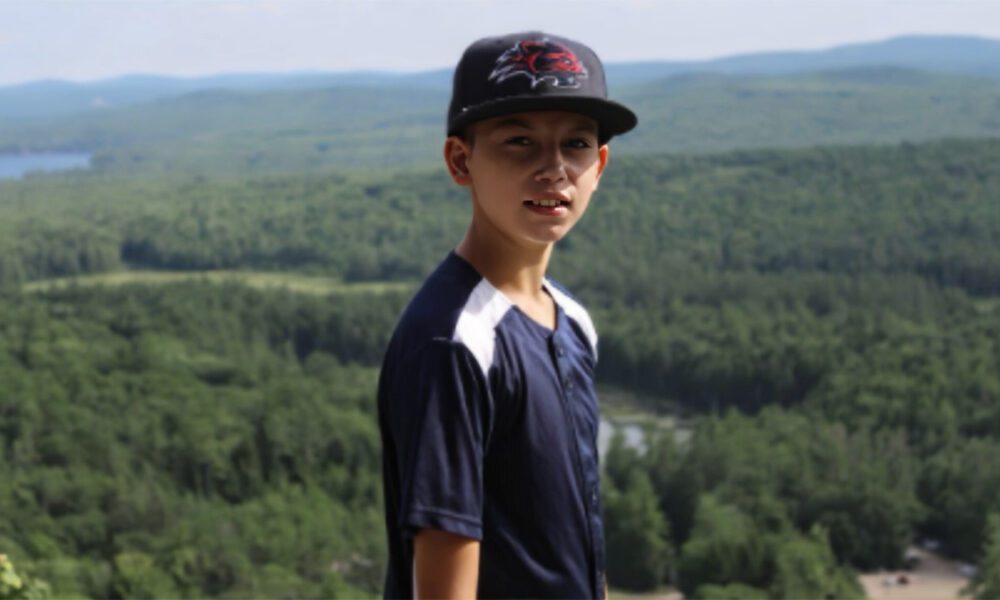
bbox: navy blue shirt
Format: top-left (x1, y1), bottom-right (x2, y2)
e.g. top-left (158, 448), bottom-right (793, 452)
top-left (378, 251), bottom-right (606, 599)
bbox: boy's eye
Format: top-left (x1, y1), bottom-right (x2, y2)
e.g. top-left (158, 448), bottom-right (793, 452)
top-left (504, 136), bottom-right (531, 146)
top-left (566, 138), bottom-right (593, 149)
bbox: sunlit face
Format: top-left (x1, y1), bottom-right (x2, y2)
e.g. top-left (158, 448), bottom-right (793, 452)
top-left (445, 110), bottom-right (609, 250)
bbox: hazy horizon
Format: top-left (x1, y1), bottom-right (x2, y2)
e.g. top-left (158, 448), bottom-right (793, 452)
top-left (4, 0), bottom-right (1000, 87)
top-left (4, 32), bottom-right (998, 89)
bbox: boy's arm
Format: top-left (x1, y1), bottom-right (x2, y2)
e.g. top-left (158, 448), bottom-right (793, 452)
top-left (413, 528), bottom-right (480, 599)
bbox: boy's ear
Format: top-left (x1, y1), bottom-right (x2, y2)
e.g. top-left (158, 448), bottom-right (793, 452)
top-left (593, 144), bottom-right (610, 190)
top-left (444, 136), bottom-right (472, 185)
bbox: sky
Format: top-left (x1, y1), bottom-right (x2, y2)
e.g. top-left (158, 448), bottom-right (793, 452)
top-left (2, 0), bottom-right (1000, 86)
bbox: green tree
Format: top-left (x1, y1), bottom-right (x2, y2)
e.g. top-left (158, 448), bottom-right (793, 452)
top-left (678, 495), bottom-right (770, 596)
top-left (603, 467), bottom-right (672, 591)
top-left (110, 552), bottom-right (179, 599)
top-left (694, 583), bottom-right (768, 599)
top-left (919, 438), bottom-right (1000, 560)
top-left (966, 513), bottom-right (1000, 600)
top-left (768, 526), bottom-right (863, 600)
top-left (0, 555), bottom-right (50, 600)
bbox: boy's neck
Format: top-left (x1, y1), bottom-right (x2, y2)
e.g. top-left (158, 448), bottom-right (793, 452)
top-left (455, 225), bottom-right (553, 303)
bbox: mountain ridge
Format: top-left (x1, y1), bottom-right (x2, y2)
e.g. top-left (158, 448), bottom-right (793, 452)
top-left (1, 34), bottom-right (998, 119)
top-left (4, 64), bottom-right (998, 174)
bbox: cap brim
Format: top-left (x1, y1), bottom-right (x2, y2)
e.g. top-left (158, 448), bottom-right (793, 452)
top-left (447, 95), bottom-right (638, 142)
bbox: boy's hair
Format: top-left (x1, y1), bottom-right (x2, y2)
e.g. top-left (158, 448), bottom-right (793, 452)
top-left (461, 129), bottom-right (475, 147)
top-left (447, 32), bottom-right (637, 145)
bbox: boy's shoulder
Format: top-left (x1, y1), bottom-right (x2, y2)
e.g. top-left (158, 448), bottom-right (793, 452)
top-left (392, 252), bottom-right (482, 345)
top-left (385, 252), bottom-right (598, 372)
top-left (386, 252), bottom-right (510, 373)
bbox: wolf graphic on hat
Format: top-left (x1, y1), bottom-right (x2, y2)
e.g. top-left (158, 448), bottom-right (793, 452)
top-left (488, 38), bottom-right (589, 89)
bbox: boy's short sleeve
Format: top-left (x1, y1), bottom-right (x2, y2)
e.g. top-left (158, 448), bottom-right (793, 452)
top-left (392, 338), bottom-right (493, 541)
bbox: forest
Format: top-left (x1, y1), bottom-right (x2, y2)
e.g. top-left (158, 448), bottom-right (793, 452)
top-left (1, 130), bottom-right (999, 598)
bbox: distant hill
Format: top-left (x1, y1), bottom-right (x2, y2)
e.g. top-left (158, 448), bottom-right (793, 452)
top-left (0, 85), bottom-right (449, 170)
top-left (0, 71), bottom-right (452, 119)
top-left (606, 35), bottom-right (1000, 85)
top-left (3, 64), bottom-right (998, 174)
top-left (616, 66), bottom-right (1000, 155)
top-left (0, 34), bottom-right (997, 119)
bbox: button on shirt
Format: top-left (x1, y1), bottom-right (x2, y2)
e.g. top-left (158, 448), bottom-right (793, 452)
top-left (378, 252), bottom-right (606, 599)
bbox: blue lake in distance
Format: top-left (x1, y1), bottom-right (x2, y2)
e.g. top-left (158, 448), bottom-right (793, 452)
top-left (0, 152), bottom-right (92, 180)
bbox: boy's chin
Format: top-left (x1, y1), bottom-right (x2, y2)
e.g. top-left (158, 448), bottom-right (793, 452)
top-left (522, 227), bottom-right (573, 247)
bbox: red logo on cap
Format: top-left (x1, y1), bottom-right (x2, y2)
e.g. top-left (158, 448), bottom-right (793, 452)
top-left (489, 39), bottom-right (588, 89)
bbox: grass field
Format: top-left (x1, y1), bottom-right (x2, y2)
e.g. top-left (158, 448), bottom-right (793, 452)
top-left (598, 384), bottom-right (682, 419)
top-left (608, 587), bottom-right (682, 600)
top-left (21, 269), bottom-right (416, 296)
top-left (974, 297), bottom-right (1000, 313)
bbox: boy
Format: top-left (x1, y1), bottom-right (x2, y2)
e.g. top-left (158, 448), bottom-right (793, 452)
top-left (378, 31), bottom-right (637, 599)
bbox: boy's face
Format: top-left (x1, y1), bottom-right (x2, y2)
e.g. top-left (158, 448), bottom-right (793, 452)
top-left (445, 110), bottom-right (609, 249)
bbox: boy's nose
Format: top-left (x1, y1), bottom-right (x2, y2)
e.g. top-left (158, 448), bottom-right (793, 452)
top-left (534, 147), bottom-right (568, 182)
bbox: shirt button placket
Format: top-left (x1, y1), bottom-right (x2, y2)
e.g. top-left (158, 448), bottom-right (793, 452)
top-left (552, 334), bottom-right (600, 596)
top-left (555, 344), bottom-right (574, 389)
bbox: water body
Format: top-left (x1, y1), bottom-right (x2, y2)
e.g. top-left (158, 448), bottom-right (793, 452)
top-left (0, 152), bottom-right (91, 180)
top-left (598, 414), bottom-right (693, 460)
top-left (598, 417), bottom-right (649, 458)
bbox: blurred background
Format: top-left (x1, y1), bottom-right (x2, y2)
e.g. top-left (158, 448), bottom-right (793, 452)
top-left (1, 1), bottom-right (1000, 598)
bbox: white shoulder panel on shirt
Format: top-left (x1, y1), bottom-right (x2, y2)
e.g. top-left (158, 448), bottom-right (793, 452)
top-left (452, 278), bottom-right (514, 376)
top-left (544, 280), bottom-right (599, 358)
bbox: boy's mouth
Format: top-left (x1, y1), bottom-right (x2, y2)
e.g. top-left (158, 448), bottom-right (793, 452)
top-left (523, 195), bottom-right (571, 216)
top-left (523, 199), bottom-right (571, 208)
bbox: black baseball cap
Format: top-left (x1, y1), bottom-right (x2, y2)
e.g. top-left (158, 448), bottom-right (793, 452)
top-left (447, 32), bottom-right (638, 144)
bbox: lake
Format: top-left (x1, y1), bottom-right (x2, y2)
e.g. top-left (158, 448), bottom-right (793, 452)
top-left (598, 418), bottom-right (648, 458)
top-left (0, 152), bottom-right (92, 180)
top-left (598, 413), bottom-right (693, 460)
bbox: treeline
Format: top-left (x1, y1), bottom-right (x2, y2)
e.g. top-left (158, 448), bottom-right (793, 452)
top-left (1, 283), bottom-right (406, 598)
top-left (2, 138), bottom-right (999, 296)
top-left (0, 170), bottom-right (464, 284)
top-left (3, 277), bottom-right (999, 597)
top-left (595, 271), bottom-right (1000, 447)
top-left (2, 263), bottom-right (998, 595)
top-left (2, 136), bottom-right (1000, 597)
top-left (595, 272), bottom-right (1000, 590)
top-left (601, 408), bottom-right (1000, 598)
top-left (557, 138), bottom-right (1000, 297)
